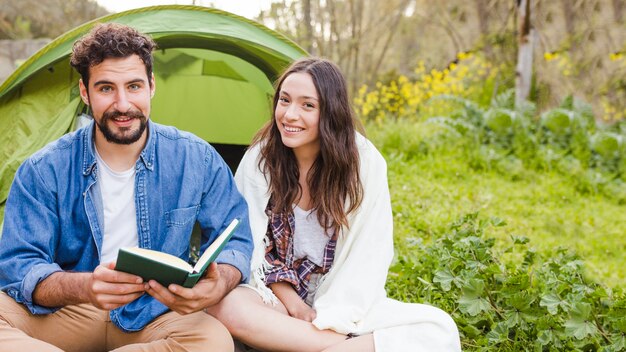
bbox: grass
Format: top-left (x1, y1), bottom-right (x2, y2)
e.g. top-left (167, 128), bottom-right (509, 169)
top-left (366, 120), bottom-right (626, 287)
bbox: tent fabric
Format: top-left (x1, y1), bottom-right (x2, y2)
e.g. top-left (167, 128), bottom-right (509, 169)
top-left (0, 5), bottom-right (306, 224)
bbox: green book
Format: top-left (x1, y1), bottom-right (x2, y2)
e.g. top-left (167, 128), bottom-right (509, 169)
top-left (115, 218), bottom-right (240, 288)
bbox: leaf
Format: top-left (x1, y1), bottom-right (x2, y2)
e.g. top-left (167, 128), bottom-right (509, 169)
top-left (541, 108), bottom-right (572, 135)
top-left (461, 323), bottom-right (482, 339)
top-left (459, 295), bottom-right (491, 316)
top-left (564, 319), bottom-right (598, 340)
top-left (613, 318), bottom-right (626, 333)
top-left (462, 278), bottom-right (486, 297)
top-left (511, 235), bottom-right (529, 245)
top-left (541, 293), bottom-right (565, 315)
top-left (505, 310), bottom-right (527, 328)
top-left (486, 322), bottom-right (509, 344)
top-left (591, 132), bottom-right (621, 159)
top-left (564, 302), bottom-right (597, 339)
top-left (433, 269), bottom-right (456, 291)
top-left (484, 109), bottom-right (514, 135)
top-left (570, 302), bottom-right (592, 320)
top-left (507, 292), bottom-right (535, 312)
top-left (537, 329), bottom-right (554, 346)
top-left (490, 216), bottom-right (507, 227)
top-left (610, 333), bottom-right (626, 351)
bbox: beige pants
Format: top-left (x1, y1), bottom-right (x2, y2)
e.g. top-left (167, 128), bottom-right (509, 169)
top-left (0, 292), bottom-right (233, 352)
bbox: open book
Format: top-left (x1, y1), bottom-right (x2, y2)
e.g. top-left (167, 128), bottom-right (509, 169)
top-left (115, 218), bottom-right (240, 288)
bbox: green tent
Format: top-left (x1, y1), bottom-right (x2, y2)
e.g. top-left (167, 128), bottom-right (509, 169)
top-left (0, 5), bottom-right (306, 223)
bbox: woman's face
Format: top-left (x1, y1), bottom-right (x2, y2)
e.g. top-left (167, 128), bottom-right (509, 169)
top-left (274, 72), bottom-right (321, 158)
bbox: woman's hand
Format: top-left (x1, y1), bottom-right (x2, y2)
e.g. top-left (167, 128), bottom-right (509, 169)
top-left (269, 281), bottom-right (317, 322)
top-left (286, 298), bottom-right (317, 322)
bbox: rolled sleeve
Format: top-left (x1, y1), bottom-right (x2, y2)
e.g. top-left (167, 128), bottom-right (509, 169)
top-left (0, 159), bottom-right (64, 315)
top-left (264, 266), bottom-right (300, 288)
top-left (16, 263), bottom-right (64, 314)
top-left (215, 248), bottom-right (251, 283)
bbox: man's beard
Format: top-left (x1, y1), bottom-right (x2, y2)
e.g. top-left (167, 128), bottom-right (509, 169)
top-left (95, 109), bottom-right (148, 145)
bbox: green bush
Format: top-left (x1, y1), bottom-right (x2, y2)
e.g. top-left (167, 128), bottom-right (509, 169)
top-left (420, 92), bottom-right (625, 203)
top-left (387, 213), bottom-right (626, 351)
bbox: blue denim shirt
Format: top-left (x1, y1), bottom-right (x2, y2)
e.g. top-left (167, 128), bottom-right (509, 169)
top-left (0, 120), bottom-right (253, 332)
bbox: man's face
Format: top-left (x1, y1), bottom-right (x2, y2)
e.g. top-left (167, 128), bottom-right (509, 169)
top-left (79, 54), bottom-right (155, 145)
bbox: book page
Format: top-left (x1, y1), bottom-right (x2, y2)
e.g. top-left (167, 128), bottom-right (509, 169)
top-left (123, 247), bottom-right (193, 273)
top-left (193, 218), bottom-right (240, 273)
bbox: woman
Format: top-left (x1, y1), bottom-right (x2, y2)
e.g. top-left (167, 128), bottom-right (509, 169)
top-left (208, 58), bottom-right (461, 351)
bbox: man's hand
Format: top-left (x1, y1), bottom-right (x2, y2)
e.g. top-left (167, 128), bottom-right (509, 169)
top-left (85, 262), bottom-right (147, 310)
top-left (145, 262), bottom-right (241, 315)
top-left (33, 262), bottom-right (145, 309)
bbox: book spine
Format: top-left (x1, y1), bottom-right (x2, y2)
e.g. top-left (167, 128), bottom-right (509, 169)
top-left (182, 273), bottom-right (203, 288)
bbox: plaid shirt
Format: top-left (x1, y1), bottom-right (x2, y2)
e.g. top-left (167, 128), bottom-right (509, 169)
top-left (263, 201), bottom-right (337, 300)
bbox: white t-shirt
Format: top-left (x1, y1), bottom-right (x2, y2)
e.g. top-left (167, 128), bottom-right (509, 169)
top-left (95, 148), bottom-right (139, 264)
top-left (292, 205), bottom-right (331, 267)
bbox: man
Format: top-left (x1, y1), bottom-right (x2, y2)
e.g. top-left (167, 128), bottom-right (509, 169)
top-left (0, 23), bottom-right (253, 351)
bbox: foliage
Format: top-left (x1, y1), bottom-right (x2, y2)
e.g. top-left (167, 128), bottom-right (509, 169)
top-left (354, 52), bottom-right (505, 123)
top-left (386, 213), bottom-right (626, 351)
top-left (257, 0), bottom-right (624, 122)
top-left (368, 118), bottom-right (626, 348)
top-left (256, 0), bottom-right (412, 93)
top-left (370, 118), bottom-right (625, 286)
top-left (357, 64), bottom-right (626, 203)
top-left (543, 50), bottom-right (626, 123)
top-left (0, 0), bottom-right (108, 39)
top-left (421, 92), bottom-right (626, 203)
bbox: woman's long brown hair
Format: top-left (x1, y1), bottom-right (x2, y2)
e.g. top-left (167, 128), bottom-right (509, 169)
top-left (252, 58), bottom-right (363, 233)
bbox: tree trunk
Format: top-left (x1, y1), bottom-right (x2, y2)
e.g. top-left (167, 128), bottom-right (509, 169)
top-left (613, 0), bottom-right (624, 24)
top-left (327, 0), bottom-right (341, 65)
top-left (347, 0), bottom-right (363, 95)
top-left (474, 0), bottom-right (492, 56)
top-left (515, 0), bottom-right (534, 107)
top-left (302, 0), bottom-right (314, 54)
top-left (314, 0), bottom-right (326, 56)
top-left (436, 2), bottom-right (465, 54)
top-left (370, 0), bottom-right (411, 83)
top-left (560, 0), bottom-right (575, 35)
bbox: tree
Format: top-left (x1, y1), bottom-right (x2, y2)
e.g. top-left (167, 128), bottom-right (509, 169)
top-left (515, 0), bottom-right (534, 107)
top-left (302, 0), bottom-right (314, 53)
top-left (0, 0), bottom-right (108, 39)
top-left (257, 0), bottom-right (411, 93)
top-left (612, 0), bottom-right (623, 23)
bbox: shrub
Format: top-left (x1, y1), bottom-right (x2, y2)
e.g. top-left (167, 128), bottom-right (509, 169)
top-left (387, 213), bottom-right (626, 351)
top-left (354, 52), bottom-right (503, 123)
top-left (422, 93), bottom-right (625, 203)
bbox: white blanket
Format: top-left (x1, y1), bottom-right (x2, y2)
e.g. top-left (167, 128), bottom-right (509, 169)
top-left (234, 133), bottom-right (461, 351)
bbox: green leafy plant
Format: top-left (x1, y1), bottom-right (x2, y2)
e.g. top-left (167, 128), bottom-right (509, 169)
top-left (420, 93), bottom-right (625, 203)
top-left (387, 213), bottom-right (626, 351)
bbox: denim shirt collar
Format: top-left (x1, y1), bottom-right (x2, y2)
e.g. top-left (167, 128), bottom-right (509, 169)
top-left (81, 119), bottom-right (156, 176)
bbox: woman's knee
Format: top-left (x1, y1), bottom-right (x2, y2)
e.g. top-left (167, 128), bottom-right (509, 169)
top-left (424, 305), bottom-right (461, 350)
top-left (206, 287), bottom-right (259, 336)
top-left (433, 306), bottom-right (459, 338)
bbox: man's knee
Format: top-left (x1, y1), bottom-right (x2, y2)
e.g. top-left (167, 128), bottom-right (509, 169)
top-left (0, 292), bottom-right (32, 332)
top-left (172, 311), bottom-right (234, 352)
top-left (0, 293), bottom-right (66, 351)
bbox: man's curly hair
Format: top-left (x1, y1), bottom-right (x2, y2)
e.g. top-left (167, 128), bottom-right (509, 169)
top-left (70, 23), bottom-right (157, 88)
